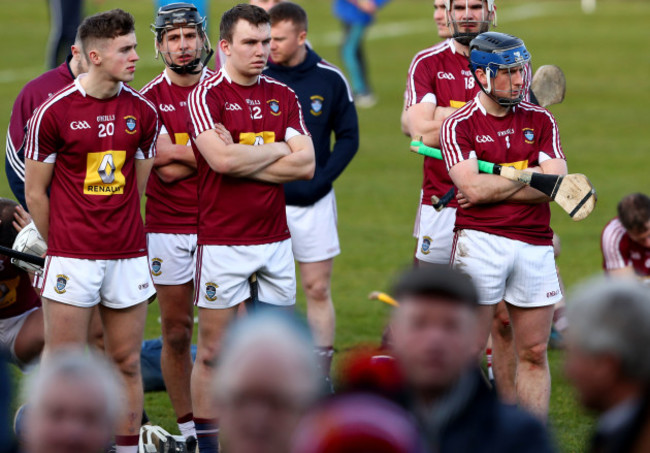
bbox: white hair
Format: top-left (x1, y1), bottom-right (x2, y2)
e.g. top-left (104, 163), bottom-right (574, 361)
top-left (213, 313), bottom-right (320, 401)
top-left (22, 348), bottom-right (123, 424)
top-left (568, 276), bottom-right (650, 380)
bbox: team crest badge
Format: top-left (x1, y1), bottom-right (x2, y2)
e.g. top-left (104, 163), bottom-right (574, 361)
top-left (54, 274), bottom-right (69, 294)
top-left (151, 258), bottom-right (163, 276)
top-left (124, 116), bottom-right (137, 134)
top-left (310, 95), bottom-right (324, 116)
top-left (421, 236), bottom-right (433, 255)
top-left (267, 99), bottom-right (281, 116)
top-left (205, 282), bottom-right (219, 302)
top-left (523, 128), bottom-right (535, 144)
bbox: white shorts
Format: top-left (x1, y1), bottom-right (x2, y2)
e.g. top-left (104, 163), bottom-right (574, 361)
top-left (147, 233), bottom-right (198, 285)
top-left (286, 189), bottom-right (340, 263)
top-left (414, 205), bottom-right (457, 264)
top-left (451, 229), bottom-right (562, 307)
top-left (194, 239), bottom-right (296, 309)
top-left (0, 307), bottom-right (39, 368)
top-left (41, 256), bottom-right (155, 309)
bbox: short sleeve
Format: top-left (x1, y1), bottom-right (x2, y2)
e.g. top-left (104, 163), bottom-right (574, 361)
top-left (537, 110), bottom-right (564, 161)
top-left (284, 88), bottom-right (310, 141)
top-left (406, 54), bottom-right (437, 108)
top-left (441, 114), bottom-right (475, 171)
top-left (188, 84), bottom-right (218, 138)
top-left (138, 100), bottom-right (159, 159)
top-left (24, 104), bottom-right (58, 163)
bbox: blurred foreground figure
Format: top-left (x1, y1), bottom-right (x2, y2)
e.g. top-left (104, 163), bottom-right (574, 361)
top-left (212, 314), bottom-right (321, 453)
top-left (389, 265), bottom-right (555, 452)
top-left (22, 349), bottom-right (123, 453)
top-left (565, 277), bottom-right (650, 453)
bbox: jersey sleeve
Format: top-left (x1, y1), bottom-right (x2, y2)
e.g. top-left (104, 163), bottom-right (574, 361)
top-left (284, 88), bottom-right (310, 141)
top-left (601, 220), bottom-right (629, 270)
top-left (537, 109), bottom-right (565, 161)
top-left (441, 112), bottom-right (475, 171)
top-left (138, 100), bottom-right (159, 159)
top-left (406, 55), bottom-right (437, 108)
top-left (188, 84), bottom-right (218, 138)
top-left (24, 103), bottom-right (58, 164)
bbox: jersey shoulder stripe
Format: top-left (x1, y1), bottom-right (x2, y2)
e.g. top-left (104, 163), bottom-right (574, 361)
top-left (601, 218), bottom-right (628, 269)
top-left (441, 99), bottom-right (481, 169)
top-left (122, 84), bottom-right (158, 115)
top-left (517, 101), bottom-right (564, 159)
top-left (316, 60), bottom-right (353, 102)
top-left (406, 41), bottom-right (452, 106)
top-left (188, 71), bottom-right (226, 137)
top-left (140, 73), bottom-right (166, 96)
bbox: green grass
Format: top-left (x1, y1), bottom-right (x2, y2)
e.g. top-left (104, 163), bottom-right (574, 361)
top-left (3, 0), bottom-right (649, 451)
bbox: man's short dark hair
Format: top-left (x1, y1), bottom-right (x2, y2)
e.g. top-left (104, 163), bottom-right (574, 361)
top-left (0, 199), bottom-right (19, 248)
top-left (220, 4), bottom-right (270, 43)
top-left (269, 2), bottom-right (308, 32)
top-left (392, 265), bottom-right (479, 308)
top-left (617, 193), bottom-right (650, 234)
top-left (78, 9), bottom-right (135, 45)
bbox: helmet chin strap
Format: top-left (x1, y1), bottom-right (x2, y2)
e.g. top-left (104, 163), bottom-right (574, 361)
top-left (157, 29), bottom-right (214, 76)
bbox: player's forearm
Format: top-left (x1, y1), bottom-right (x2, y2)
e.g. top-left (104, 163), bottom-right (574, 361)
top-left (456, 173), bottom-right (525, 205)
top-left (250, 149), bottom-right (315, 184)
top-left (154, 143), bottom-right (196, 169)
top-left (154, 163), bottom-right (196, 184)
top-left (606, 266), bottom-right (636, 279)
top-left (214, 142), bottom-right (290, 178)
top-left (409, 119), bottom-right (444, 148)
top-left (24, 191), bottom-right (50, 243)
top-left (135, 158), bottom-right (155, 199)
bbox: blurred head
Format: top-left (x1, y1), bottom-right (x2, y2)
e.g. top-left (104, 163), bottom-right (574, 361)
top-left (291, 394), bottom-right (424, 453)
top-left (617, 193), bottom-right (650, 248)
top-left (77, 9), bottom-right (138, 82)
top-left (152, 2), bottom-right (213, 74)
top-left (213, 314), bottom-right (321, 453)
top-left (23, 349), bottom-right (123, 453)
top-left (433, 0), bottom-right (451, 39)
top-left (390, 265), bottom-right (479, 399)
top-left (0, 198), bottom-right (19, 248)
top-left (250, 0), bottom-right (284, 11)
top-left (269, 2), bottom-right (308, 66)
top-left (220, 4), bottom-right (271, 79)
top-left (445, 0), bottom-right (496, 46)
top-left (565, 277), bottom-right (650, 413)
top-left (69, 36), bottom-right (89, 77)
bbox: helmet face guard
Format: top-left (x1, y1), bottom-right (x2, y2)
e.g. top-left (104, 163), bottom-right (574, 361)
top-left (151, 3), bottom-right (213, 75)
top-left (469, 33), bottom-right (530, 107)
top-left (444, 0), bottom-right (497, 46)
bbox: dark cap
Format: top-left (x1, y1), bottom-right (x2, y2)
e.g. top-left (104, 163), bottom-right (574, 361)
top-left (392, 265), bottom-right (478, 307)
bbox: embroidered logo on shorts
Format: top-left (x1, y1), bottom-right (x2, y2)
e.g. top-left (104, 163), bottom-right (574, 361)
top-left (151, 258), bottom-right (163, 276)
top-left (421, 236), bottom-right (433, 255)
top-left (523, 128), bottom-right (535, 144)
top-left (55, 274), bottom-right (69, 294)
top-left (205, 282), bottom-right (219, 301)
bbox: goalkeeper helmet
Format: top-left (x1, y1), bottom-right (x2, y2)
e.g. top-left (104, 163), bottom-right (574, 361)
top-left (469, 32), bottom-right (530, 107)
top-left (151, 3), bottom-right (213, 75)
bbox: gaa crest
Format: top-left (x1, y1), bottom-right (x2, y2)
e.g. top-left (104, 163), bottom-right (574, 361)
top-left (205, 282), bottom-right (219, 301)
top-left (267, 99), bottom-right (281, 116)
top-left (125, 115), bottom-right (137, 134)
top-left (151, 258), bottom-right (163, 276)
top-left (523, 128), bottom-right (535, 144)
top-left (421, 236), bottom-right (433, 255)
top-left (310, 95), bottom-right (324, 116)
top-left (55, 274), bottom-right (69, 294)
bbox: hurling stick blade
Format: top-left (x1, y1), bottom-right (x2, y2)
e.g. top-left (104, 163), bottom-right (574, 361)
top-left (531, 65), bottom-right (566, 108)
top-left (368, 291), bottom-right (400, 307)
top-left (550, 173), bottom-right (597, 221)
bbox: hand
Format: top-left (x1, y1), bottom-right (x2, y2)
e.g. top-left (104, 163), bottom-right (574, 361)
top-left (214, 123), bottom-right (234, 145)
top-left (457, 191), bottom-right (474, 209)
top-left (357, 0), bottom-right (377, 14)
top-left (12, 205), bottom-right (32, 233)
top-left (433, 106), bottom-right (457, 121)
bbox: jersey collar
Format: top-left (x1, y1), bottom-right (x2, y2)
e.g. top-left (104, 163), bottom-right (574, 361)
top-left (74, 73), bottom-right (124, 98)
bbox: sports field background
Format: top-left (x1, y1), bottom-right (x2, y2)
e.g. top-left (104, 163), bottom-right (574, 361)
top-left (2, 1), bottom-right (649, 451)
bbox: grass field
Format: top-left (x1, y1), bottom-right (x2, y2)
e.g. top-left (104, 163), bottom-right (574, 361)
top-left (2, 0), bottom-right (650, 451)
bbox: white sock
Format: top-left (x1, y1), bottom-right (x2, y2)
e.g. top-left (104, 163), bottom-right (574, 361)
top-left (178, 419), bottom-right (197, 440)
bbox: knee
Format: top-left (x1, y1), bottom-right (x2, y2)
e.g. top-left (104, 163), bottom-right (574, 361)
top-left (492, 313), bottom-right (512, 338)
top-left (304, 279), bottom-right (331, 304)
top-left (162, 320), bottom-right (193, 354)
top-left (519, 342), bottom-right (548, 368)
top-left (111, 349), bottom-right (141, 380)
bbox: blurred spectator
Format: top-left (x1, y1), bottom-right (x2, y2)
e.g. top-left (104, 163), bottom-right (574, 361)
top-left (46, 0), bottom-right (83, 69)
top-left (21, 348), bottom-right (123, 453)
top-left (389, 265), bottom-right (555, 452)
top-left (332, 0), bottom-right (391, 107)
top-left (601, 193), bottom-right (650, 282)
top-left (212, 314), bottom-right (321, 453)
top-left (291, 393), bottom-right (424, 453)
top-left (565, 277), bottom-right (650, 453)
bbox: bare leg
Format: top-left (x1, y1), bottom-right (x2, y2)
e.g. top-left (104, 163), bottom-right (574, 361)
top-left (507, 302), bottom-right (554, 421)
top-left (13, 308), bottom-right (44, 364)
top-left (158, 282), bottom-right (195, 420)
top-left (191, 306), bottom-right (238, 419)
top-left (100, 302), bottom-right (148, 437)
top-left (41, 297), bottom-right (93, 357)
top-left (299, 260), bottom-right (334, 346)
top-left (88, 305), bottom-right (105, 351)
top-left (491, 300), bottom-right (516, 404)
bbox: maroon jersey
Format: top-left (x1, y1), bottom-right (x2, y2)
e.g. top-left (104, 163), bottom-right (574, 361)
top-left (441, 96), bottom-right (565, 246)
top-left (141, 68), bottom-right (214, 234)
top-left (0, 255), bottom-right (41, 320)
top-left (406, 40), bottom-right (478, 209)
top-left (188, 69), bottom-right (309, 246)
top-left (25, 76), bottom-right (158, 259)
top-left (6, 60), bottom-right (75, 205)
top-left (601, 218), bottom-right (650, 277)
